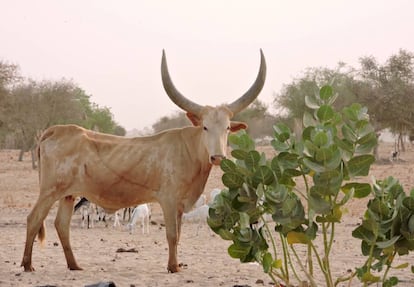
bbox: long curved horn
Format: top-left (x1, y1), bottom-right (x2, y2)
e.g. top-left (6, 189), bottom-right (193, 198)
top-left (227, 49), bottom-right (266, 114)
top-left (161, 50), bottom-right (204, 116)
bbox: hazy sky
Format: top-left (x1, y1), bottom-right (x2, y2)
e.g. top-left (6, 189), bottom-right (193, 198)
top-left (1, 0), bottom-right (413, 131)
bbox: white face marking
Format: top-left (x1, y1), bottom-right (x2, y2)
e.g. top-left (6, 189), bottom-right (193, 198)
top-left (201, 108), bottom-right (231, 164)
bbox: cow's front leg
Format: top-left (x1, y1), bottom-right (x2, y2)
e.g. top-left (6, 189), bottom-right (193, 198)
top-left (162, 204), bottom-right (184, 273)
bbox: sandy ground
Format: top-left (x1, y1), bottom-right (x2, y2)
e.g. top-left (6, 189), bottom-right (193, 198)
top-left (1, 142), bottom-right (414, 287)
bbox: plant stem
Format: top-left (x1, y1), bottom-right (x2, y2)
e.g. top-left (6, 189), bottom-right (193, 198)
top-left (290, 245), bottom-right (318, 287)
top-left (381, 251), bottom-right (396, 284)
top-left (309, 241), bottom-right (333, 286)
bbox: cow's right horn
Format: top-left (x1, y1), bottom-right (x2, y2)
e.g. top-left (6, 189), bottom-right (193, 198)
top-left (161, 50), bottom-right (204, 116)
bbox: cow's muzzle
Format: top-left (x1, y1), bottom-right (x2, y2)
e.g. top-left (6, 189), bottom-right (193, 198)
top-left (210, 155), bottom-right (225, 166)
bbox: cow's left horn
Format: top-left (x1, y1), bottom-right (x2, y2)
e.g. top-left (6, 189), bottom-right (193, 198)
top-left (161, 50), bottom-right (204, 116)
top-left (227, 49), bottom-right (266, 114)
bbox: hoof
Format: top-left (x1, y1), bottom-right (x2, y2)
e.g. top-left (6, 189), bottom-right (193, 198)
top-left (167, 265), bottom-right (181, 273)
top-left (68, 265), bottom-right (83, 271)
top-left (22, 264), bottom-right (35, 272)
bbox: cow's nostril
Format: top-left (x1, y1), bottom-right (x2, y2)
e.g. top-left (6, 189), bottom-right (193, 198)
top-left (210, 155), bottom-right (225, 165)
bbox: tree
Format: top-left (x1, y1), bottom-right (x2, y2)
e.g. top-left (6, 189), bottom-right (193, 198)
top-left (358, 49), bottom-right (414, 151)
top-left (152, 112), bottom-right (191, 133)
top-left (5, 79), bottom-right (87, 165)
top-left (274, 64), bottom-right (360, 134)
top-left (233, 99), bottom-right (276, 139)
top-left (0, 60), bottom-right (21, 146)
top-left (2, 78), bottom-right (125, 167)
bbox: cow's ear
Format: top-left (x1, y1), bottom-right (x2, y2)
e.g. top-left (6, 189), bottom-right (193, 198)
top-left (230, 121), bottom-right (248, 132)
top-left (186, 112), bottom-right (202, 126)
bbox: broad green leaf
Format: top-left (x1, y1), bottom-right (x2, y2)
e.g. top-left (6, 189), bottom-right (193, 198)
top-left (270, 157), bottom-right (282, 178)
top-left (317, 105), bottom-right (335, 122)
top-left (283, 168), bottom-right (302, 177)
top-left (334, 137), bottom-right (354, 153)
top-left (342, 105), bottom-right (360, 122)
top-left (221, 159), bottom-right (236, 173)
top-left (361, 272), bottom-right (380, 283)
top-left (325, 148), bottom-right (342, 170)
top-left (357, 132), bottom-right (377, 146)
top-left (303, 111), bottom-right (316, 128)
top-left (302, 126), bottom-right (314, 141)
top-left (304, 140), bottom-right (318, 157)
top-left (239, 212), bottom-right (250, 229)
top-left (352, 225), bottom-right (376, 243)
top-left (320, 85), bottom-right (333, 100)
top-left (228, 132), bottom-right (241, 149)
top-left (252, 166), bottom-right (275, 186)
top-left (347, 155), bottom-right (375, 177)
top-left (305, 95), bottom-right (320, 109)
top-left (273, 123), bottom-right (291, 142)
top-left (228, 243), bottom-right (250, 259)
top-left (369, 198), bottom-right (390, 217)
top-left (376, 235), bottom-right (401, 248)
top-left (277, 152), bottom-right (299, 169)
top-left (309, 194), bottom-right (331, 214)
top-left (271, 139), bottom-right (290, 152)
top-left (237, 133), bottom-right (255, 151)
top-left (217, 229), bottom-right (235, 240)
top-left (245, 150), bottom-right (261, 169)
top-left (403, 197), bottom-right (414, 210)
top-left (313, 131), bottom-right (328, 147)
top-left (342, 182), bottom-right (372, 198)
top-left (262, 252), bottom-right (273, 273)
top-left (315, 147), bottom-right (333, 162)
top-left (238, 228), bottom-right (253, 243)
top-left (342, 124), bottom-right (357, 142)
top-left (222, 172), bottom-right (244, 189)
top-left (303, 158), bottom-right (326, 173)
top-left (231, 149), bottom-right (248, 160)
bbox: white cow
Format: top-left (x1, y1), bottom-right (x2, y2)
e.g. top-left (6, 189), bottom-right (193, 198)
top-left (183, 204), bottom-right (209, 235)
top-left (209, 188), bottom-right (222, 203)
top-left (127, 204), bottom-right (151, 234)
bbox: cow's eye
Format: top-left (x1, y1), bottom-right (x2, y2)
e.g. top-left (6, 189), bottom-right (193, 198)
top-left (227, 126), bottom-right (231, 131)
top-left (203, 126), bottom-right (208, 131)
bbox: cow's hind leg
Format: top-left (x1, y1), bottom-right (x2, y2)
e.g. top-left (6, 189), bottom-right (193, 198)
top-left (21, 195), bottom-right (57, 272)
top-left (55, 196), bottom-right (82, 270)
top-left (161, 203), bottom-right (184, 273)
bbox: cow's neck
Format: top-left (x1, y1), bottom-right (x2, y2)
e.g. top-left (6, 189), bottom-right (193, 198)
top-left (179, 126), bottom-right (213, 210)
top-left (180, 126), bottom-right (212, 174)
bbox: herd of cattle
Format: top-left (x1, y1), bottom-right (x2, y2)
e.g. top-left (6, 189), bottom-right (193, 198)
top-left (73, 188), bottom-right (221, 235)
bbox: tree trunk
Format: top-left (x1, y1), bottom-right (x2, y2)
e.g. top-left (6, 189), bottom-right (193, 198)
top-left (31, 148), bottom-right (37, 169)
top-left (399, 133), bottom-right (405, 152)
top-left (18, 149), bottom-right (24, 161)
top-left (373, 132), bottom-right (380, 161)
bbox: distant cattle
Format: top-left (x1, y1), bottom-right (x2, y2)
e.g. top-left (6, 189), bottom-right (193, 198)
top-left (127, 204), bottom-right (151, 234)
top-left (21, 49), bottom-right (266, 273)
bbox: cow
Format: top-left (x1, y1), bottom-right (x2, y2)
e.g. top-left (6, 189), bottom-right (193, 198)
top-left (21, 49), bottom-right (266, 273)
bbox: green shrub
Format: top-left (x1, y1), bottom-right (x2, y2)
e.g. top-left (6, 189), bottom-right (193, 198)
top-left (208, 85), bottom-right (414, 286)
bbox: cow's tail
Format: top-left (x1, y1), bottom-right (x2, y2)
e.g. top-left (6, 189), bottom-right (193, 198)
top-left (36, 127), bottom-right (55, 181)
top-left (35, 128), bottom-right (53, 246)
top-left (38, 221), bottom-right (46, 247)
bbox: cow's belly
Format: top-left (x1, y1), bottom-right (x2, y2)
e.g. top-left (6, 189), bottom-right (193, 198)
top-left (83, 178), bottom-right (157, 211)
